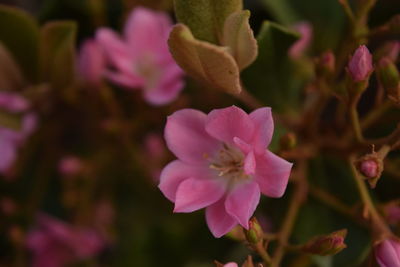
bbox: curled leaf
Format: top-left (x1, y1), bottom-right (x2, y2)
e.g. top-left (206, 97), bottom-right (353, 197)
top-left (168, 24), bottom-right (241, 94)
top-left (222, 10), bottom-right (258, 70)
top-left (174, 0), bottom-right (242, 44)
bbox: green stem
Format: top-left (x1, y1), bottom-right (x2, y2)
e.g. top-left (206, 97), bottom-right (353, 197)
top-left (271, 162), bottom-right (307, 267)
top-left (251, 242), bottom-right (271, 266)
top-left (309, 185), bottom-right (354, 219)
top-left (350, 98), bottom-right (365, 143)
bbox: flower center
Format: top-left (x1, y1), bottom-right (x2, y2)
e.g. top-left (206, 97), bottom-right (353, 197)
top-left (209, 144), bottom-right (249, 181)
top-left (135, 53), bottom-right (160, 90)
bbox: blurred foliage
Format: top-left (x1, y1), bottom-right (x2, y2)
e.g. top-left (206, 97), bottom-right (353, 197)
top-left (0, 0), bottom-right (399, 266)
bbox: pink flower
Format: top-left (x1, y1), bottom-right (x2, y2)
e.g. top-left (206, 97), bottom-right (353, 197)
top-left (159, 106), bottom-right (292, 237)
top-left (77, 39), bottom-right (106, 86)
top-left (348, 45), bottom-right (373, 82)
top-left (96, 7), bottom-right (184, 105)
top-left (0, 92), bottom-right (37, 174)
top-left (224, 263), bottom-right (238, 267)
top-left (58, 156), bottom-right (83, 177)
top-left (289, 22), bottom-right (313, 59)
top-left (375, 238), bottom-right (400, 267)
top-left (27, 214), bottom-right (104, 267)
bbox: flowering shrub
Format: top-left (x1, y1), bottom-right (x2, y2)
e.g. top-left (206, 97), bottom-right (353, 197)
top-left (0, 0), bottom-right (399, 266)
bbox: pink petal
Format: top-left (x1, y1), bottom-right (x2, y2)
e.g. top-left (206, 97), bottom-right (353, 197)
top-left (143, 64), bottom-right (184, 106)
top-left (225, 182), bottom-right (260, 229)
top-left (376, 239), bottom-right (400, 267)
top-left (244, 150), bottom-right (256, 175)
top-left (165, 109), bottom-right (220, 164)
top-left (205, 198), bottom-right (237, 238)
top-left (123, 7), bottom-right (172, 55)
top-left (96, 28), bottom-right (141, 80)
top-left (78, 39), bottom-right (105, 85)
top-left (174, 177), bottom-right (225, 213)
top-left (255, 151), bottom-right (292, 198)
top-left (205, 106), bottom-right (255, 145)
top-left (224, 263), bottom-right (238, 267)
top-left (249, 107), bottom-right (274, 154)
top-left (143, 78), bottom-right (184, 106)
top-left (159, 160), bottom-right (212, 202)
top-left (233, 137), bottom-right (252, 154)
top-left (0, 136), bottom-right (17, 173)
top-left (104, 70), bottom-right (144, 89)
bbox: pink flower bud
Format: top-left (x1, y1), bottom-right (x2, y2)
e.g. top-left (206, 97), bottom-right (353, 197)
top-left (375, 238), bottom-right (400, 267)
top-left (348, 45), bottom-right (373, 82)
top-left (301, 229), bottom-right (347, 256)
top-left (315, 50), bottom-right (335, 76)
top-left (360, 159), bottom-right (379, 178)
top-left (77, 39), bottom-right (105, 86)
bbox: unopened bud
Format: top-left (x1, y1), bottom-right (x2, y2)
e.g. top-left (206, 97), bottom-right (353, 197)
top-left (374, 238), bottom-right (400, 267)
top-left (244, 217), bottom-right (263, 244)
top-left (301, 229), bottom-right (347, 256)
top-left (374, 41), bottom-right (400, 62)
top-left (348, 45), bottom-right (373, 82)
top-left (376, 57), bottom-right (400, 100)
top-left (360, 159), bottom-right (379, 178)
top-left (280, 132), bottom-right (297, 150)
top-left (315, 51), bottom-right (335, 77)
top-left (355, 146), bottom-right (389, 188)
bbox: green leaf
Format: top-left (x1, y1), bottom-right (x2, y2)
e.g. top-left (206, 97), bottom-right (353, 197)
top-left (241, 21), bottom-right (301, 112)
top-left (0, 43), bottom-right (24, 91)
top-left (0, 5), bottom-right (39, 82)
top-left (260, 0), bottom-right (299, 25)
top-left (39, 21), bottom-right (77, 89)
top-left (0, 109), bottom-right (22, 130)
top-left (261, 0), bottom-right (346, 51)
top-left (222, 10), bottom-right (258, 71)
top-left (173, 0), bottom-right (242, 44)
top-left (168, 24), bottom-right (241, 94)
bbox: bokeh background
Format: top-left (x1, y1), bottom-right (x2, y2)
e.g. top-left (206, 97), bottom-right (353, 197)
top-left (0, 0), bottom-right (400, 266)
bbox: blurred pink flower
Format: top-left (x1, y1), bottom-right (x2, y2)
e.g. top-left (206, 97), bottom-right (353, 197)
top-left (289, 22), bottom-right (313, 59)
top-left (58, 156), bottom-right (83, 177)
top-left (348, 45), bottom-right (373, 82)
top-left (224, 263), bottom-right (238, 267)
top-left (96, 7), bottom-right (184, 105)
top-left (143, 133), bottom-right (167, 182)
top-left (77, 39), bottom-right (106, 86)
top-left (159, 106), bottom-right (292, 237)
top-left (27, 214), bottom-right (104, 267)
top-left (375, 238), bottom-right (400, 267)
top-left (384, 202), bottom-right (400, 225)
top-left (0, 92), bottom-right (37, 174)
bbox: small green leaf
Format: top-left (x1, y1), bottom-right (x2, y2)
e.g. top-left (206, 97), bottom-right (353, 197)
top-left (173, 0), bottom-right (242, 44)
top-left (222, 10), bottom-right (258, 71)
top-left (0, 109), bottom-right (22, 131)
top-left (0, 5), bottom-right (39, 82)
top-left (241, 21), bottom-right (300, 112)
top-left (39, 21), bottom-right (77, 89)
top-left (261, 0), bottom-right (299, 25)
top-left (168, 24), bottom-right (241, 94)
top-left (0, 43), bottom-right (24, 91)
